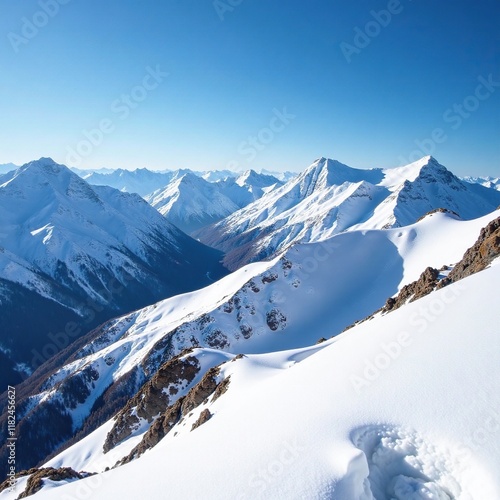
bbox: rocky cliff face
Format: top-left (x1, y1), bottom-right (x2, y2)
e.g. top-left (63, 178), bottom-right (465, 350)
top-left (440, 216), bottom-right (500, 284)
top-left (103, 351), bottom-right (201, 453)
top-left (118, 364), bottom-right (230, 465)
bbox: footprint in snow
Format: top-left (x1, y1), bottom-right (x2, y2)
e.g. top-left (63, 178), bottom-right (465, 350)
top-left (349, 424), bottom-right (482, 500)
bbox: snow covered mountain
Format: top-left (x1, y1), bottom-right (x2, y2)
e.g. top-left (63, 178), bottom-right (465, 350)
top-left (3, 211), bottom-right (499, 499)
top-left (196, 156), bottom-right (500, 270)
top-left (462, 175), bottom-right (500, 190)
top-left (216, 169), bottom-right (283, 208)
top-left (0, 158), bottom-right (226, 384)
top-left (144, 170), bottom-right (282, 234)
top-left (145, 172), bottom-right (240, 234)
top-left (3, 207), bottom-right (498, 481)
top-left (77, 168), bottom-right (180, 197)
top-left (0, 163), bottom-right (18, 175)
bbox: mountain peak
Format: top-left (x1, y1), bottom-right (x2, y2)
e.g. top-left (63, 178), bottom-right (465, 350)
top-left (302, 157), bottom-right (384, 190)
top-left (20, 157), bottom-right (67, 177)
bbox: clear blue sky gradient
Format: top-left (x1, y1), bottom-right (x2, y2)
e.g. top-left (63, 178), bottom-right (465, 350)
top-left (0, 0), bottom-right (499, 176)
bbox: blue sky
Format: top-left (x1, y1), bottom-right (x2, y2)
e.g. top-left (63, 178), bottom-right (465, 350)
top-left (0, 0), bottom-right (499, 176)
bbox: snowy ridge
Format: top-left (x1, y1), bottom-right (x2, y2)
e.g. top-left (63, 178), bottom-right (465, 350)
top-left (196, 156), bottom-right (500, 270)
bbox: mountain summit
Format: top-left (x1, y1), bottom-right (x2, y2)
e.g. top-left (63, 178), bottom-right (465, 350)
top-left (0, 158), bottom-right (226, 383)
top-left (195, 156), bottom-right (500, 270)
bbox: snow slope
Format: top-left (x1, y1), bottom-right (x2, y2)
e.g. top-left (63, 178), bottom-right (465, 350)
top-left (196, 156), bottom-right (500, 270)
top-left (21, 243), bottom-right (500, 500)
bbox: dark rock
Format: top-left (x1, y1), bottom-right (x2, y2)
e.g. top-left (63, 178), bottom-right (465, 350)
top-left (191, 409), bottom-right (212, 431)
top-left (439, 216), bottom-right (500, 285)
top-left (266, 309), bottom-right (287, 331)
top-left (0, 467), bottom-right (90, 498)
top-left (416, 207), bottom-right (460, 222)
top-left (119, 365), bottom-right (230, 464)
top-left (103, 353), bottom-right (200, 453)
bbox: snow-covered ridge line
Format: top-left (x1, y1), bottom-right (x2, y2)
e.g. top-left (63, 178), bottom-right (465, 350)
top-left (195, 156), bottom-right (500, 270)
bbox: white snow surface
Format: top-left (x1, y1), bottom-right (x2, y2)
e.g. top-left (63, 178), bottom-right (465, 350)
top-left (18, 253), bottom-right (500, 500)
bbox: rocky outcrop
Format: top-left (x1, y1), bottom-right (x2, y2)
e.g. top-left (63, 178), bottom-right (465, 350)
top-left (0, 467), bottom-right (91, 498)
top-left (439, 216), bottom-right (500, 285)
top-left (344, 216), bottom-right (500, 331)
top-left (380, 216), bottom-right (500, 315)
top-left (381, 267), bottom-right (441, 314)
top-left (416, 207), bottom-right (460, 222)
top-left (120, 365), bottom-right (230, 465)
top-left (103, 350), bottom-right (199, 453)
top-left (191, 409), bottom-right (212, 431)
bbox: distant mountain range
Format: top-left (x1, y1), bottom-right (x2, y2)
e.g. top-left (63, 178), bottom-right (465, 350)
top-left (462, 175), bottom-right (500, 190)
top-left (145, 170), bottom-right (282, 234)
top-left (195, 156), bottom-right (500, 270)
top-left (71, 166), bottom-right (294, 198)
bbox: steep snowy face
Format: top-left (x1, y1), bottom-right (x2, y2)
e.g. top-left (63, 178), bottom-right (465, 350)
top-left (0, 158), bottom-right (226, 383)
top-left (196, 156), bottom-right (500, 270)
top-left (145, 172), bottom-right (239, 234)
